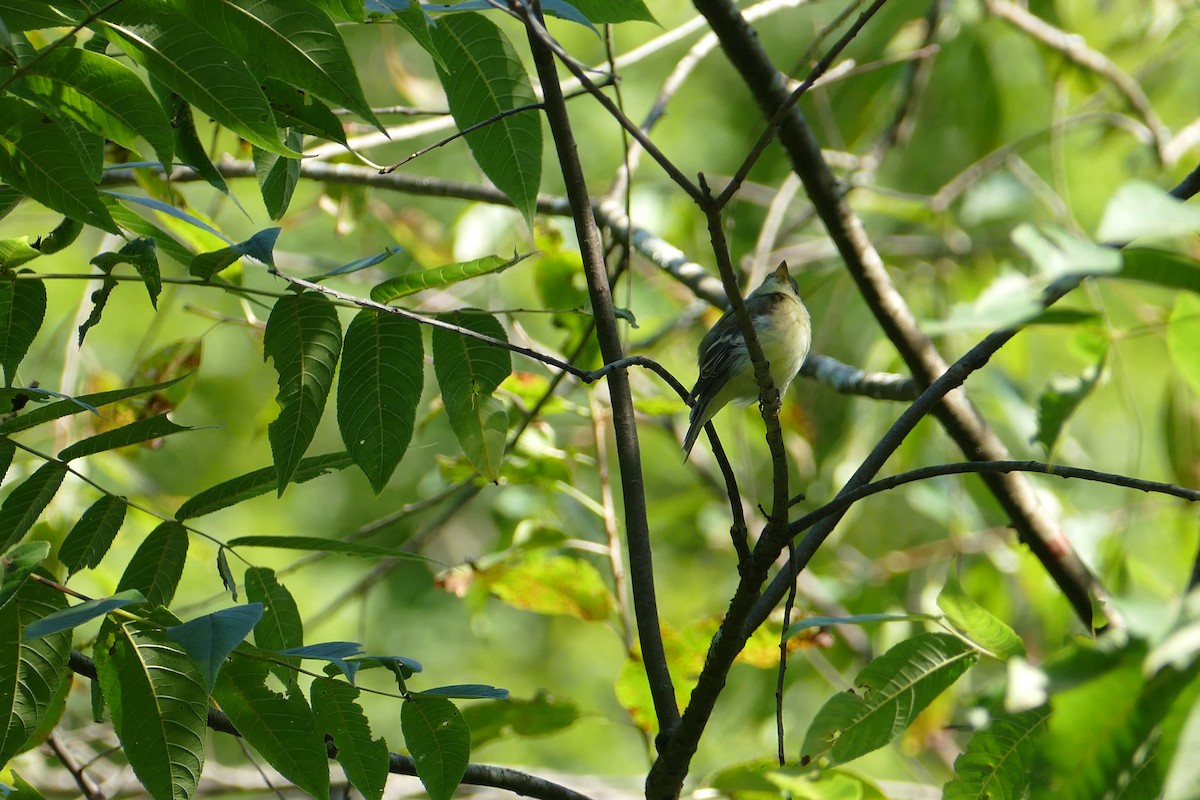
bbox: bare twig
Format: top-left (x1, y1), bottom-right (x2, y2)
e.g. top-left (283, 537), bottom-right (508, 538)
top-left (516, 0), bottom-right (681, 738)
top-left (46, 732), bottom-right (106, 800)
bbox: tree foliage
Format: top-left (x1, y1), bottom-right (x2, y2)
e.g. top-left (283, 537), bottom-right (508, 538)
top-left (2, 1), bottom-right (1200, 800)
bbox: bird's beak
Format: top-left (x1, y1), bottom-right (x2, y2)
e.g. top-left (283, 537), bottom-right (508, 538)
top-left (772, 262), bottom-right (790, 281)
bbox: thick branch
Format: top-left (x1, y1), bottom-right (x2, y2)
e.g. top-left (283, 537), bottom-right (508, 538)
top-left (691, 0), bottom-right (1102, 628)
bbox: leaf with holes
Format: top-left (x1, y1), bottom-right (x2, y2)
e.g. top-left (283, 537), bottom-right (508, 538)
top-left (311, 678), bottom-right (389, 800)
top-left (402, 694), bottom-right (470, 800)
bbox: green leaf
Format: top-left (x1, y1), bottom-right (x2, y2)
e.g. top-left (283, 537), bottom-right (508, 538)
top-left (431, 310), bottom-right (511, 481)
top-left (1119, 248), bottom-right (1200, 294)
top-left (1169, 294), bottom-right (1200, 398)
top-left (0, 540), bottom-right (48, 608)
top-left (1040, 650), bottom-right (1197, 800)
top-left (311, 678), bottom-right (389, 800)
top-left (154, 89), bottom-right (230, 194)
top-left (1098, 180), bottom-right (1200, 242)
top-left (937, 571), bottom-right (1026, 659)
top-left (34, 216), bottom-right (83, 255)
top-left (461, 693), bottom-right (580, 749)
top-left (178, 0), bottom-right (381, 130)
top-left (478, 554), bottom-right (614, 621)
top-left (402, 694), bottom-right (470, 800)
top-left (90, 237), bottom-right (160, 309)
top-left (104, 197), bottom-right (196, 266)
top-left (312, 245), bottom-right (403, 282)
top-left (16, 46), bottom-right (174, 166)
top-left (0, 186), bottom-right (23, 222)
top-left (261, 79), bottom-right (348, 146)
top-left (216, 548), bottom-right (236, 599)
top-left (0, 438), bottom-right (14, 481)
top-left (0, 238), bottom-right (40, 269)
top-left (22, 590), bottom-right (146, 640)
top-left (1012, 224), bottom-right (1122, 281)
top-left (1034, 348), bottom-right (1106, 455)
top-left (264, 293), bottom-right (343, 493)
top-left (165, 603), bottom-right (264, 692)
top-left (0, 2), bottom-right (82, 30)
top-left (94, 620), bottom-right (207, 800)
top-left (0, 375), bottom-right (189, 435)
top-left (175, 452), bottom-right (353, 519)
top-left (115, 521), bottom-right (188, 607)
top-left (1163, 686), bottom-right (1200, 800)
top-left (0, 96), bottom-right (118, 233)
top-left (392, 0), bottom-right (447, 70)
top-left (562, 0), bottom-right (655, 23)
top-left (370, 253), bottom-right (528, 303)
top-left (0, 461), bottom-right (67, 552)
top-left (800, 632), bottom-right (979, 767)
top-left (229, 535), bottom-right (432, 563)
top-left (0, 274), bottom-right (45, 386)
top-left (253, 129), bottom-right (303, 220)
top-left (212, 656), bottom-right (331, 799)
top-left (58, 413), bottom-right (192, 461)
top-left (96, 0), bottom-right (297, 157)
top-left (190, 227), bottom-right (281, 280)
top-left (280, 641), bottom-right (364, 682)
top-left (337, 311), bottom-right (423, 493)
top-left (245, 567), bottom-right (302, 682)
top-left (430, 12), bottom-right (541, 227)
top-left (57, 494), bottom-right (127, 575)
top-left (0, 577), bottom-right (70, 768)
top-left (944, 706), bottom-right (1049, 799)
top-left (3, 770), bottom-right (50, 800)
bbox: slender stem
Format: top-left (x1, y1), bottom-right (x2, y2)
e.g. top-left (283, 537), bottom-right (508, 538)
top-left (516, 0), bottom-right (680, 737)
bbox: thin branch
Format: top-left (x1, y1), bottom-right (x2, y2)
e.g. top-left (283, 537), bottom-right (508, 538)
top-left (46, 732), bottom-right (106, 800)
top-left (516, 0), bottom-right (680, 738)
top-left (715, 0), bottom-right (892, 208)
top-left (984, 0), bottom-right (1167, 164)
top-left (382, 102), bottom-right (546, 172)
top-left (1169, 161), bottom-right (1200, 201)
top-left (96, 163), bottom-right (912, 402)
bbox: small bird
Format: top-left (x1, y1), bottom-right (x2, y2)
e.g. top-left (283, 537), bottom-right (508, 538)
top-left (682, 262), bottom-right (812, 458)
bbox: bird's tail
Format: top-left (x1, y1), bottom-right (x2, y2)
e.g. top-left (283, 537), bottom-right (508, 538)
top-left (681, 395), bottom-right (709, 460)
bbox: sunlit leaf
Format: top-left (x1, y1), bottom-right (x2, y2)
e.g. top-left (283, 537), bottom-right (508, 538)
top-left (370, 253), bottom-right (528, 303)
top-left (478, 554), bottom-right (613, 621)
top-left (96, 0), bottom-right (297, 157)
top-left (16, 46), bottom-right (174, 166)
top-left (1169, 294), bottom-right (1200, 398)
top-left (937, 572), bottom-right (1025, 660)
top-left (0, 96), bottom-right (118, 233)
top-left (1098, 181), bottom-right (1200, 243)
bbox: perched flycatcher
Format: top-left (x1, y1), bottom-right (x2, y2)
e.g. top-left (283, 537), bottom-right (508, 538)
top-left (682, 262), bottom-right (812, 458)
